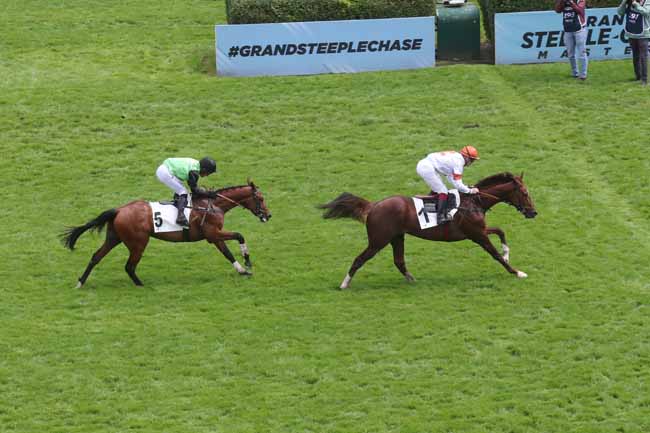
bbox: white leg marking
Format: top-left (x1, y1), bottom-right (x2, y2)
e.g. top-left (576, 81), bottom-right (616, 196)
top-left (516, 270), bottom-right (528, 278)
top-left (502, 245), bottom-right (510, 263)
top-left (240, 243), bottom-right (249, 256)
top-left (76, 281), bottom-right (83, 289)
top-left (233, 261), bottom-right (247, 273)
top-left (340, 274), bottom-right (352, 290)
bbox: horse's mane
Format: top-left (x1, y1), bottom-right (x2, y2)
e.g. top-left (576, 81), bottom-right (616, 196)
top-left (213, 184), bottom-right (250, 193)
top-left (193, 184), bottom-right (251, 199)
top-left (474, 172), bottom-right (516, 189)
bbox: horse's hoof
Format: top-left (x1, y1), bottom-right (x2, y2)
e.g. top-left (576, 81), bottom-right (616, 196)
top-left (239, 270), bottom-right (253, 277)
top-left (404, 273), bottom-right (416, 283)
top-left (76, 281), bottom-right (83, 289)
top-left (244, 260), bottom-right (252, 268)
top-left (516, 271), bottom-right (528, 278)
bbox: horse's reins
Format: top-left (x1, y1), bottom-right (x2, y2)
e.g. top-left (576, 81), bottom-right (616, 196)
top-left (191, 194), bottom-right (247, 228)
top-left (456, 190), bottom-right (500, 218)
top-left (215, 192), bottom-right (248, 210)
top-left (477, 190), bottom-right (500, 201)
top-left (191, 192), bottom-right (247, 212)
top-left (191, 190), bottom-right (260, 225)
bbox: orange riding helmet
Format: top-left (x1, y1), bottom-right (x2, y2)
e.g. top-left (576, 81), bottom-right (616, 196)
top-left (460, 145), bottom-right (480, 160)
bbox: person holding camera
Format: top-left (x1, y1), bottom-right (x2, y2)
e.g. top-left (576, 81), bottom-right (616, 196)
top-left (555, 0), bottom-right (588, 80)
top-left (618, 0), bottom-right (650, 86)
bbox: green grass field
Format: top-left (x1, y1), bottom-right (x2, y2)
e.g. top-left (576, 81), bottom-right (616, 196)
top-left (2, 1), bottom-right (650, 432)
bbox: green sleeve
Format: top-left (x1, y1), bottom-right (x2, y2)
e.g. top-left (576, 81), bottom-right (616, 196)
top-left (618, 0), bottom-right (628, 16)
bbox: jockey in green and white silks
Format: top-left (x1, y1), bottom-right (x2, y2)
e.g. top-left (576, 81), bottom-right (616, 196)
top-left (156, 157), bottom-right (217, 226)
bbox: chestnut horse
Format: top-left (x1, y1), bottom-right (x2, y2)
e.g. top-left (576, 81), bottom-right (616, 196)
top-left (62, 180), bottom-right (271, 287)
top-left (319, 172), bottom-right (537, 289)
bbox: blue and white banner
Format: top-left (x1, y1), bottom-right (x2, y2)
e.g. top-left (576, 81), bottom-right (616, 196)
top-left (496, 8), bottom-right (641, 65)
top-left (215, 17), bottom-right (435, 77)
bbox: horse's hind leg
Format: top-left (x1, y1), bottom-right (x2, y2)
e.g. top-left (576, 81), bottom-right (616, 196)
top-left (391, 234), bottom-right (415, 283)
top-left (122, 236), bottom-right (149, 286)
top-left (339, 213), bottom-right (395, 289)
top-left (486, 227), bottom-right (509, 262)
top-left (340, 245), bottom-right (382, 289)
top-left (77, 227), bottom-right (121, 288)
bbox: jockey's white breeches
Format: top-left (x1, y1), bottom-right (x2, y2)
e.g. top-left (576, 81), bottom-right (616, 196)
top-left (156, 164), bottom-right (188, 195)
top-left (416, 159), bottom-right (447, 193)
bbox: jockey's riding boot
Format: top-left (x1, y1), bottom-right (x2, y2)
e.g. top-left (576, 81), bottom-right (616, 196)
top-left (437, 193), bottom-right (449, 223)
top-left (175, 194), bottom-right (189, 227)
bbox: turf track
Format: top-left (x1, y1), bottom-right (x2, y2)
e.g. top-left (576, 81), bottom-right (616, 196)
top-left (1, 1), bottom-right (650, 432)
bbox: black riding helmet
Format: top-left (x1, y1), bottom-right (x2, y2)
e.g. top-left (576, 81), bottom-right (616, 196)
top-left (199, 157), bottom-right (217, 175)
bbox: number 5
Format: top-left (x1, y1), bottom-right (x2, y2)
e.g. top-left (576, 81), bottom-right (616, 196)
top-left (154, 211), bottom-right (163, 227)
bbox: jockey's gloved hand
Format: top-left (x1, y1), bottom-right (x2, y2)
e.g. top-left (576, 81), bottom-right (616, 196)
top-left (469, 187), bottom-right (479, 194)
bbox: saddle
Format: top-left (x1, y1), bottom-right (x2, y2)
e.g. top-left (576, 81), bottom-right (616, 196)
top-left (158, 194), bottom-right (184, 206)
top-left (414, 192), bottom-right (457, 213)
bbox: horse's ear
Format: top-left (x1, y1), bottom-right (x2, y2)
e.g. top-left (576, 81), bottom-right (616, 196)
top-left (520, 172), bottom-right (524, 180)
top-left (247, 177), bottom-right (256, 188)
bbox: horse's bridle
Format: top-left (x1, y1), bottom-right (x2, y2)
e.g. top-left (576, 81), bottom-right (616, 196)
top-left (459, 179), bottom-right (533, 218)
top-left (184, 187), bottom-right (266, 228)
top-left (496, 180), bottom-right (528, 214)
top-left (215, 187), bottom-right (264, 219)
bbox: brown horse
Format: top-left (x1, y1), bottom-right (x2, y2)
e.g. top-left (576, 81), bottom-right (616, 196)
top-left (62, 180), bottom-right (271, 287)
top-left (319, 172), bottom-right (537, 289)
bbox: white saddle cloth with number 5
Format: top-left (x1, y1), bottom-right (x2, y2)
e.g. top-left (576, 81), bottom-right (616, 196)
top-left (149, 197), bottom-right (192, 233)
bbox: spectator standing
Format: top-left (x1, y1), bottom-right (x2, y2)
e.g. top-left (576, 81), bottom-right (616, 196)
top-left (555, 0), bottom-right (588, 80)
top-left (618, 0), bottom-right (650, 86)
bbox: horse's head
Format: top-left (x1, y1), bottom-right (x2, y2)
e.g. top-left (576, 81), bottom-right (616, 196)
top-left (475, 172), bottom-right (537, 218)
top-left (507, 173), bottom-right (537, 219)
top-left (241, 179), bottom-right (271, 223)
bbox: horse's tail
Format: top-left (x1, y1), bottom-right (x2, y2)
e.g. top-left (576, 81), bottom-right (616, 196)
top-left (61, 208), bottom-right (118, 250)
top-left (318, 192), bottom-right (372, 223)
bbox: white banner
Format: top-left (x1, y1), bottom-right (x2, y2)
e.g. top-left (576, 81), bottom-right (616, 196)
top-left (495, 8), bottom-right (642, 65)
top-left (215, 17), bottom-right (435, 77)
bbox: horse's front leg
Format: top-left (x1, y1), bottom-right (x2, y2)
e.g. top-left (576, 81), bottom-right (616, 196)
top-left (207, 229), bottom-right (252, 276)
top-left (471, 234), bottom-right (527, 278)
top-left (238, 239), bottom-right (252, 268)
top-left (486, 227), bottom-right (509, 263)
top-left (214, 240), bottom-right (252, 276)
top-left (220, 230), bottom-right (252, 268)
